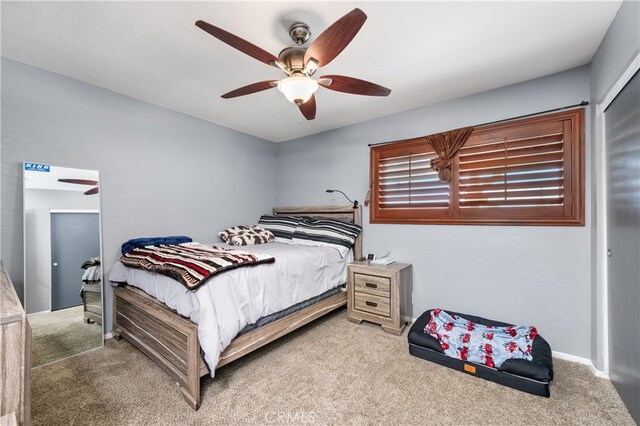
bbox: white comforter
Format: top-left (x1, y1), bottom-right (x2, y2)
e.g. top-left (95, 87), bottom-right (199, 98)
top-left (109, 242), bottom-right (351, 375)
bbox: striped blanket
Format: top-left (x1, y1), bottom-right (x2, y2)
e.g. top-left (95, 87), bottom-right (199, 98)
top-left (119, 243), bottom-right (275, 290)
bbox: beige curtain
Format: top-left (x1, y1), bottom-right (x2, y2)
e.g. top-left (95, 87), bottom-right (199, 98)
top-left (426, 126), bottom-right (475, 183)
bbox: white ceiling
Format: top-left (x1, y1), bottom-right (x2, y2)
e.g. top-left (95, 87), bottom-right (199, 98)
top-left (1, 1), bottom-right (621, 142)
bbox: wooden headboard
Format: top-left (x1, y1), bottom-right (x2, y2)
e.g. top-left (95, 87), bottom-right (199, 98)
top-left (272, 205), bottom-right (362, 260)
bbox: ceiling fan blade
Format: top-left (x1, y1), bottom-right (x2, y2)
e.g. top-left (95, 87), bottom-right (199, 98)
top-left (84, 187), bottom-right (99, 195)
top-left (304, 8), bottom-right (367, 68)
top-left (298, 95), bottom-right (316, 120)
top-left (318, 75), bottom-right (391, 96)
top-left (195, 20), bottom-right (279, 66)
top-left (58, 178), bottom-right (98, 186)
top-left (222, 80), bottom-right (278, 99)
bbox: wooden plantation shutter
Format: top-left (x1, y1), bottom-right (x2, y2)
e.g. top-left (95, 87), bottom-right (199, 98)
top-left (370, 108), bottom-right (584, 225)
top-left (455, 109), bottom-right (584, 224)
top-left (371, 137), bottom-right (450, 221)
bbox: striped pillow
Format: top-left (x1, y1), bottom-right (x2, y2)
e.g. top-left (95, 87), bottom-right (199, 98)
top-left (257, 215), bottom-right (302, 243)
top-left (292, 218), bottom-right (362, 257)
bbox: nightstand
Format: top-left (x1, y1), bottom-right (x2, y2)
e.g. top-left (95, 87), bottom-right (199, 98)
top-left (346, 261), bottom-right (412, 335)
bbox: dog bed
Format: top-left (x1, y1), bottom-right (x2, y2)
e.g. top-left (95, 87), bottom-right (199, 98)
top-left (408, 309), bottom-right (553, 397)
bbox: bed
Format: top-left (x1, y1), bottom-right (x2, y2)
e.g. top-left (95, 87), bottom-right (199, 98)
top-left (110, 205), bottom-right (362, 410)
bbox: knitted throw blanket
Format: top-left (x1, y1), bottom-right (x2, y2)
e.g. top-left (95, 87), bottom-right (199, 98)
top-left (120, 243), bottom-right (275, 290)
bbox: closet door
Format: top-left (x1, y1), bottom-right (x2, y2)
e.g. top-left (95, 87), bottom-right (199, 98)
top-left (50, 212), bottom-right (100, 311)
top-left (606, 70), bottom-right (640, 424)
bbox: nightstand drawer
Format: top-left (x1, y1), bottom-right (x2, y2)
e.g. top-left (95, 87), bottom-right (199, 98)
top-left (354, 292), bottom-right (390, 317)
top-left (354, 273), bottom-right (390, 297)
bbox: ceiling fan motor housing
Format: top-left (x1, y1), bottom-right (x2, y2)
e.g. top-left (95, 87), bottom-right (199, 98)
top-left (278, 46), bottom-right (307, 74)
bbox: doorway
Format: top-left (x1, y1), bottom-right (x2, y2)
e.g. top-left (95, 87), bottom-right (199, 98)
top-left (50, 211), bottom-right (100, 311)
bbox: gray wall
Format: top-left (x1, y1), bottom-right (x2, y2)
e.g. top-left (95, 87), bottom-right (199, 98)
top-left (589, 0), bottom-right (640, 371)
top-left (2, 42), bottom-right (626, 361)
top-left (1, 57), bottom-right (277, 333)
top-left (276, 66), bottom-right (593, 358)
top-left (590, 0), bottom-right (640, 103)
top-left (24, 189), bottom-right (99, 314)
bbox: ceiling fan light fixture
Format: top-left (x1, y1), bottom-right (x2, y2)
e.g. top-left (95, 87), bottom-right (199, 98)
top-left (277, 75), bottom-right (318, 105)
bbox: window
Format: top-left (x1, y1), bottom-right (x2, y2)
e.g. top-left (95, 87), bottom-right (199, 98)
top-left (370, 109), bottom-right (584, 225)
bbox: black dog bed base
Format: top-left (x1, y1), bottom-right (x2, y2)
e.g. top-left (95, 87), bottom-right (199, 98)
top-left (408, 309), bottom-right (553, 397)
top-left (409, 344), bottom-right (551, 397)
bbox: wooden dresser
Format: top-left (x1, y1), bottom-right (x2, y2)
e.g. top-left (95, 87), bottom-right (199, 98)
top-left (347, 261), bottom-right (412, 335)
top-left (0, 264), bottom-right (30, 425)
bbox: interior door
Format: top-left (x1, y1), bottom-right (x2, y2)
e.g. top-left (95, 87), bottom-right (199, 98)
top-left (50, 212), bottom-right (100, 311)
top-left (606, 70), bottom-right (640, 424)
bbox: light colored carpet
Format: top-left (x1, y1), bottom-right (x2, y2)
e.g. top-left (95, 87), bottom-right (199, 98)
top-left (31, 309), bottom-right (633, 425)
top-left (29, 305), bottom-right (102, 367)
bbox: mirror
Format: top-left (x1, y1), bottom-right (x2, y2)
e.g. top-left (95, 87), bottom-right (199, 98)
top-left (23, 163), bottom-right (103, 367)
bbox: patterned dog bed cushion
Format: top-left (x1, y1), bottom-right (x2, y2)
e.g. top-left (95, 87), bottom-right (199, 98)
top-left (409, 309), bottom-right (553, 383)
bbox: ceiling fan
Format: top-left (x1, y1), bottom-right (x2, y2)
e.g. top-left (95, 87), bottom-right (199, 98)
top-left (195, 8), bottom-right (391, 120)
top-left (57, 178), bottom-right (99, 195)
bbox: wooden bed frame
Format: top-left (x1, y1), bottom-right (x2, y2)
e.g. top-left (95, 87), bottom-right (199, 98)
top-left (112, 205), bottom-right (362, 410)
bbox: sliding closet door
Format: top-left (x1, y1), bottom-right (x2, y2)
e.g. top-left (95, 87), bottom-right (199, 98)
top-left (606, 70), bottom-right (640, 424)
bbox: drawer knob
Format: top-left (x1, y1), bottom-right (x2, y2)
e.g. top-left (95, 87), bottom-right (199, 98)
top-left (365, 301), bottom-right (378, 307)
top-left (365, 282), bottom-right (377, 289)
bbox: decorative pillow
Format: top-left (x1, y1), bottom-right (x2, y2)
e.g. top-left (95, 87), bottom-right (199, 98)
top-left (292, 218), bottom-right (362, 257)
top-left (218, 225), bottom-right (275, 246)
top-left (257, 215), bottom-right (302, 243)
top-left (218, 225), bottom-right (247, 243)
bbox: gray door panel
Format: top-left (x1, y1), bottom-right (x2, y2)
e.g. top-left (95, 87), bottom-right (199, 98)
top-left (51, 212), bottom-right (100, 311)
top-left (606, 70), bottom-right (640, 424)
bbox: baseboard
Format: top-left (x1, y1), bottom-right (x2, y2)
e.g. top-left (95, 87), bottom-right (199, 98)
top-left (590, 365), bottom-right (610, 379)
top-left (27, 309), bottom-right (52, 316)
top-left (552, 351), bottom-right (609, 379)
top-left (552, 350), bottom-right (591, 365)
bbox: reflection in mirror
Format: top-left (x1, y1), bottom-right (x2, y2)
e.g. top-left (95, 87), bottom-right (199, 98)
top-left (23, 163), bottom-right (103, 367)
